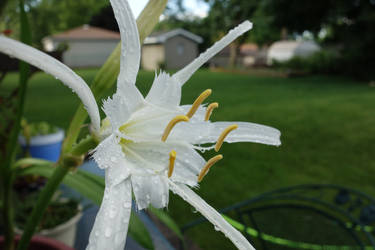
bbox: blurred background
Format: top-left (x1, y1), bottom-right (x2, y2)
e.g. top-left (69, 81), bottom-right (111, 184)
top-left (1, 0), bottom-right (375, 249)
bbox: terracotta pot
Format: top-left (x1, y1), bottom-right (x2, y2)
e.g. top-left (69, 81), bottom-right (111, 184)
top-left (0, 235), bottom-right (74, 250)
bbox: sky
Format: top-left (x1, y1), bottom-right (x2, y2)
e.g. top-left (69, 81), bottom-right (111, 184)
top-left (128, 0), bottom-right (209, 18)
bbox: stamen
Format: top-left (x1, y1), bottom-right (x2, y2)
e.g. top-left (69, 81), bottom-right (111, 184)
top-left (198, 154), bottom-right (223, 182)
top-left (215, 124), bottom-right (238, 152)
top-left (186, 89), bottom-right (212, 118)
top-left (168, 150), bottom-right (177, 178)
top-left (205, 102), bottom-right (219, 121)
top-left (161, 115), bottom-right (189, 142)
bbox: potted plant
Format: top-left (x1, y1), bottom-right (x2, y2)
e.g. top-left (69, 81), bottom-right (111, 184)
top-left (13, 189), bottom-right (82, 248)
top-left (18, 120), bottom-right (65, 162)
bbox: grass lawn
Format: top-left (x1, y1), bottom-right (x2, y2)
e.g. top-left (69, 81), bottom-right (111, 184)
top-left (2, 69), bottom-right (375, 249)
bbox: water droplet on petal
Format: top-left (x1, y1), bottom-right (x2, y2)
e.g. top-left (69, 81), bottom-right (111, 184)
top-left (123, 201), bottom-right (131, 208)
top-left (105, 227), bottom-right (112, 237)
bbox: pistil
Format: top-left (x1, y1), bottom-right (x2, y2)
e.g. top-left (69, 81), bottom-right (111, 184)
top-left (168, 150), bottom-right (177, 178)
top-left (205, 102), bottom-right (219, 121)
top-left (161, 115), bottom-right (189, 141)
top-left (215, 124), bottom-right (238, 152)
top-left (198, 154), bottom-right (223, 182)
top-left (186, 89), bottom-right (212, 118)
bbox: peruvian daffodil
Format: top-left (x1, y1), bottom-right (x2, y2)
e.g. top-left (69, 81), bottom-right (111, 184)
top-left (0, 0), bottom-right (281, 249)
top-left (87, 0), bottom-right (280, 250)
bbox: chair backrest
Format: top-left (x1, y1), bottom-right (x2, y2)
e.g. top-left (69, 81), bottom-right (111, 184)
top-left (181, 184), bottom-right (375, 250)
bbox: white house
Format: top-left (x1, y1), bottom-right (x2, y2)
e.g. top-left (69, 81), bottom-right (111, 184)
top-left (42, 25), bottom-right (120, 68)
top-left (267, 40), bottom-right (320, 65)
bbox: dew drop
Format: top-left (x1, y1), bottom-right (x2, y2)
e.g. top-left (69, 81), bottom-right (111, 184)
top-left (123, 201), bottom-right (131, 208)
top-left (111, 156), bottom-right (117, 162)
top-left (109, 205), bottom-right (117, 218)
top-left (105, 227), bottom-right (112, 237)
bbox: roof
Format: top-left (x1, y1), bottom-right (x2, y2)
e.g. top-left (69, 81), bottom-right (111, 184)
top-left (144, 28), bottom-right (203, 44)
top-left (48, 25), bottom-right (120, 40)
top-left (269, 40), bottom-right (319, 51)
top-left (215, 43), bottom-right (259, 56)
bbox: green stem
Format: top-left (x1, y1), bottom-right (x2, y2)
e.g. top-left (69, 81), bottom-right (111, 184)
top-left (70, 135), bottom-right (98, 156)
top-left (2, 170), bottom-right (15, 250)
top-left (16, 164), bottom-right (69, 250)
top-left (2, 1), bottom-right (31, 249)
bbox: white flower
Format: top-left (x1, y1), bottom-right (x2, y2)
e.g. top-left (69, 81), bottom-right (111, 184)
top-left (87, 1), bottom-right (281, 250)
top-left (0, 0), bottom-right (281, 249)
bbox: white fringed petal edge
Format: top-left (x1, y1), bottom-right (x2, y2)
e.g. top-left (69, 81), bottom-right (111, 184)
top-left (0, 35), bottom-right (100, 131)
top-left (169, 181), bottom-right (256, 250)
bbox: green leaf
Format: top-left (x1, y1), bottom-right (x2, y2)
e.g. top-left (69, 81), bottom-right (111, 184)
top-left (18, 165), bottom-right (104, 205)
top-left (129, 211), bottom-right (155, 250)
top-left (63, 0), bottom-right (168, 153)
top-left (149, 206), bottom-right (184, 239)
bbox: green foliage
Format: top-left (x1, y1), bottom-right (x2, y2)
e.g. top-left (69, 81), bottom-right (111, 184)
top-left (21, 120), bottom-right (59, 137)
top-left (273, 50), bottom-right (340, 75)
top-left (15, 194), bottom-right (79, 231)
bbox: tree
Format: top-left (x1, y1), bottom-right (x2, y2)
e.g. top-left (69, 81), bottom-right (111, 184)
top-left (260, 0), bottom-right (375, 79)
top-left (203, 0), bottom-right (261, 66)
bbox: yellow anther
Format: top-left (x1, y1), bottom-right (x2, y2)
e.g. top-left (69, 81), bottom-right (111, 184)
top-left (215, 124), bottom-right (238, 152)
top-left (204, 102), bottom-right (219, 121)
top-left (161, 115), bottom-right (189, 142)
top-left (168, 150), bottom-right (177, 178)
top-left (186, 89), bottom-right (212, 118)
top-left (198, 154), bottom-right (223, 182)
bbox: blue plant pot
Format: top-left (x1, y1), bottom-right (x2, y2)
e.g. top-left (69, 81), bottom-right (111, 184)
top-left (19, 130), bottom-right (65, 162)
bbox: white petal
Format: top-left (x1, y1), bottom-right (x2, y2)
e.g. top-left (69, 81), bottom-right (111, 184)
top-left (173, 21), bottom-right (253, 87)
top-left (145, 71), bottom-right (182, 107)
top-left (196, 121), bottom-right (281, 146)
top-left (92, 135), bottom-right (125, 169)
top-left (169, 182), bottom-right (255, 250)
top-left (110, 0), bottom-right (144, 111)
top-left (102, 93), bottom-right (130, 130)
top-left (131, 174), bottom-right (169, 210)
top-left (0, 35), bottom-right (100, 131)
top-left (87, 179), bottom-right (132, 250)
top-left (127, 142), bottom-right (206, 186)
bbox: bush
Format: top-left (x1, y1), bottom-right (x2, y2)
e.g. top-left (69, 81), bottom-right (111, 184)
top-left (273, 50), bottom-right (340, 75)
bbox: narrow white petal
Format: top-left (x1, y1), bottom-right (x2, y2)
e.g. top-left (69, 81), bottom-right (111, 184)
top-left (173, 21), bottom-right (253, 86)
top-left (169, 182), bottom-right (255, 250)
top-left (110, 0), bottom-right (144, 111)
top-left (87, 179), bottom-right (132, 250)
top-left (145, 71), bottom-right (182, 107)
top-left (0, 35), bottom-right (100, 131)
top-left (196, 121), bottom-right (281, 146)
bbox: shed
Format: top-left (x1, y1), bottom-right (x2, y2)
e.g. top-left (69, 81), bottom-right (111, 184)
top-left (142, 29), bottom-right (203, 70)
top-left (42, 25), bottom-right (120, 68)
top-left (267, 40), bottom-right (320, 65)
